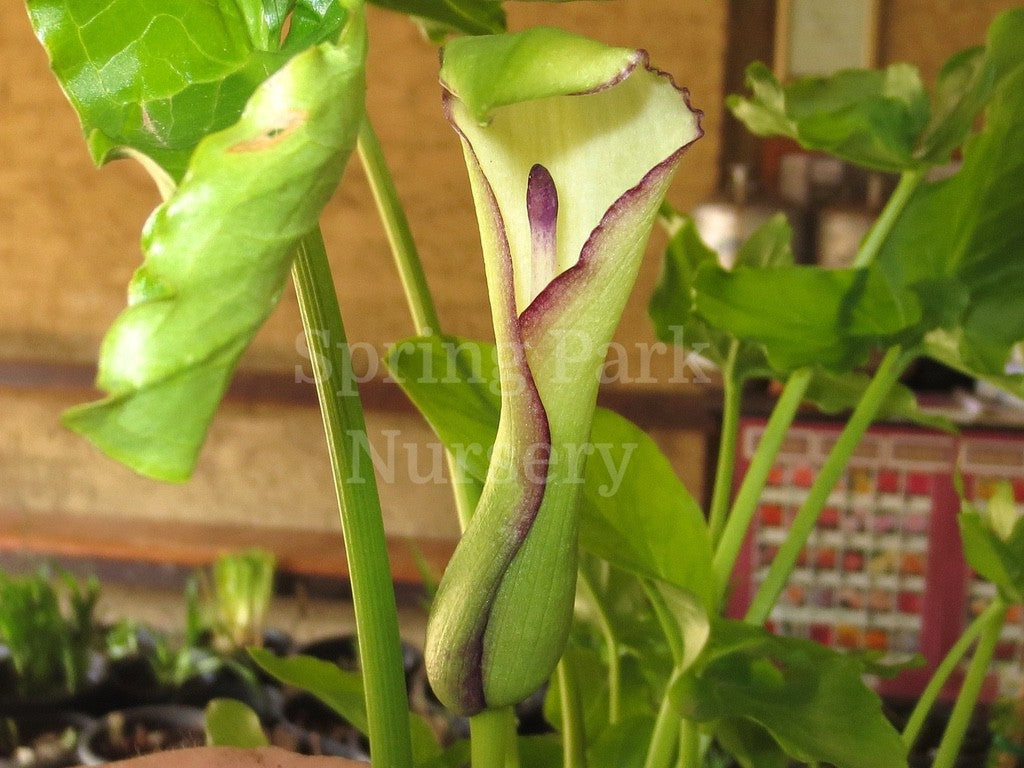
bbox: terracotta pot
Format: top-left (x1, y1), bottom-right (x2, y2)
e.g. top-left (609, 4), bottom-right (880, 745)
top-left (96, 746), bottom-right (366, 767)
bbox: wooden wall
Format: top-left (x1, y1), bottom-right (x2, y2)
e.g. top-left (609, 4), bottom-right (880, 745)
top-left (0, 0), bottom-right (1017, 572)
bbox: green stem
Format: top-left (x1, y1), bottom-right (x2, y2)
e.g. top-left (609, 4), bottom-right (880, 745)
top-left (356, 117), bottom-right (480, 532)
top-left (356, 119), bottom-right (440, 335)
top-left (852, 169), bottom-right (925, 269)
top-left (558, 657), bottom-right (588, 768)
top-left (676, 720), bottom-right (701, 768)
top-left (713, 368), bottom-right (812, 596)
top-left (470, 707), bottom-right (514, 768)
top-left (577, 568), bottom-right (622, 725)
top-left (644, 669), bottom-right (684, 768)
top-left (746, 346), bottom-right (913, 624)
top-left (292, 228), bottom-right (413, 768)
top-left (707, 341), bottom-right (743, 548)
top-left (931, 600), bottom-right (1007, 768)
top-left (642, 579), bottom-right (685, 667)
top-left (903, 600), bottom-right (1005, 749)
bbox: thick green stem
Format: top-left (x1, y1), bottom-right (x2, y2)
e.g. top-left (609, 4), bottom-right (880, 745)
top-left (292, 228), bottom-right (413, 768)
top-left (357, 119), bottom-right (440, 335)
top-left (578, 568), bottom-right (622, 725)
top-left (558, 658), bottom-right (589, 768)
top-left (746, 346), bottom-right (913, 624)
top-left (713, 368), bottom-right (812, 596)
top-left (470, 707), bottom-right (515, 768)
top-left (852, 169), bottom-right (925, 268)
top-left (903, 600), bottom-right (1004, 749)
top-left (676, 720), bottom-right (701, 768)
top-left (707, 341), bottom-right (743, 548)
top-left (644, 669), bottom-right (684, 768)
top-left (356, 117), bottom-right (479, 532)
top-left (932, 600), bottom-right (1007, 768)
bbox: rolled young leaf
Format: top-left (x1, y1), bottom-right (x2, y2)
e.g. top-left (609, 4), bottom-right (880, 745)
top-left (47, 4), bottom-right (367, 481)
top-left (425, 27), bottom-right (702, 715)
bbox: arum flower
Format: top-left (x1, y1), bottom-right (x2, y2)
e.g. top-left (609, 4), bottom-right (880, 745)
top-left (425, 27), bottom-right (702, 715)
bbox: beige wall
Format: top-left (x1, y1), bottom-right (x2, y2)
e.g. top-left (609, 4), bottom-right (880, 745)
top-left (0, 1), bottom-right (1016, 556)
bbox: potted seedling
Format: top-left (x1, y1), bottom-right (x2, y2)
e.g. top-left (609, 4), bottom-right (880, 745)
top-left (21, 0), bottom-right (1024, 767)
top-left (0, 712), bottom-right (95, 768)
top-left (0, 567), bottom-right (104, 716)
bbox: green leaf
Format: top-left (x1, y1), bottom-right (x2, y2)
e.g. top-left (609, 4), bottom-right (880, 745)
top-left (728, 62), bottom-right (931, 172)
top-left (61, 12), bottom-right (367, 482)
top-left (693, 262), bottom-right (921, 373)
top-left (580, 409), bottom-right (715, 609)
top-left (915, 45), bottom-right (992, 164)
top-left (26, 0), bottom-right (347, 181)
top-left (250, 649), bottom-right (369, 732)
top-left (587, 715), bottom-right (657, 768)
top-left (673, 621), bottom-right (907, 768)
top-left (876, 13), bottom-right (1024, 384)
top-left (369, 0), bottom-right (505, 37)
top-left (440, 26), bottom-right (638, 123)
top-left (959, 482), bottom-right (1024, 601)
top-left (648, 213), bottom-right (774, 381)
top-left (248, 649), bottom-right (441, 765)
top-left (804, 369), bottom-right (957, 433)
top-left (204, 698), bottom-right (268, 748)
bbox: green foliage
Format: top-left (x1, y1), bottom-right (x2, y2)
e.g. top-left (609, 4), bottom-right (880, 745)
top-left (27, 0), bottom-right (368, 482)
top-left (0, 568), bottom-right (100, 699)
top-left (205, 698), bottom-right (269, 748)
top-left (248, 649), bottom-right (442, 765)
top-left (876, 24), bottom-right (1024, 387)
top-left (673, 621), bottom-right (907, 768)
top-left (959, 482), bottom-right (1024, 602)
top-left (203, 548), bottom-right (277, 654)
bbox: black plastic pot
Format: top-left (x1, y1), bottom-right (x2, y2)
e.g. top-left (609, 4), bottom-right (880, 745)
top-left (0, 649), bottom-right (109, 718)
top-left (278, 692), bottom-right (370, 762)
top-left (0, 711), bottom-right (95, 768)
top-left (76, 705), bottom-right (206, 765)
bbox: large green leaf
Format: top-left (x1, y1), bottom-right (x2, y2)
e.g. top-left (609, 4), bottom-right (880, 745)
top-left (26, 0), bottom-right (345, 181)
top-left (57, 8), bottom-right (367, 481)
top-left (692, 262), bottom-right (921, 373)
top-left (369, 0), bottom-right (505, 37)
top-left (673, 621), bottom-right (907, 768)
top-left (386, 335), bottom-right (715, 606)
top-left (580, 409), bottom-right (715, 609)
top-left (648, 213), bottom-right (775, 382)
top-left (804, 369), bottom-right (957, 433)
top-left (728, 62), bottom-right (930, 172)
top-left (876, 10), bottom-right (1024, 384)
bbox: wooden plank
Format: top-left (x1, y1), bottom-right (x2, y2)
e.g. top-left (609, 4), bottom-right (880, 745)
top-left (0, 508), bottom-right (454, 585)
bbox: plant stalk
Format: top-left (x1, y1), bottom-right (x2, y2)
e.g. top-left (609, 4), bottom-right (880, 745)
top-left (558, 657), bottom-right (589, 768)
top-left (644, 669), bottom-right (684, 768)
top-left (931, 600), bottom-right (1007, 768)
top-left (707, 340), bottom-right (743, 548)
top-left (713, 368), bottom-right (812, 596)
top-left (852, 169), bottom-right (925, 268)
top-left (470, 707), bottom-right (515, 768)
top-left (357, 119), bottom-right (440, 335)
top-left (356, 117), bottom-right (480, 531)
top-left (903, 599), bottom-right (1005, 749)
top-left (292, 228), bottom-right (413, 768)
top-left (746, 346), bottom-right (912, 624)
top-left (578, 567), bottom-right (622, 725)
